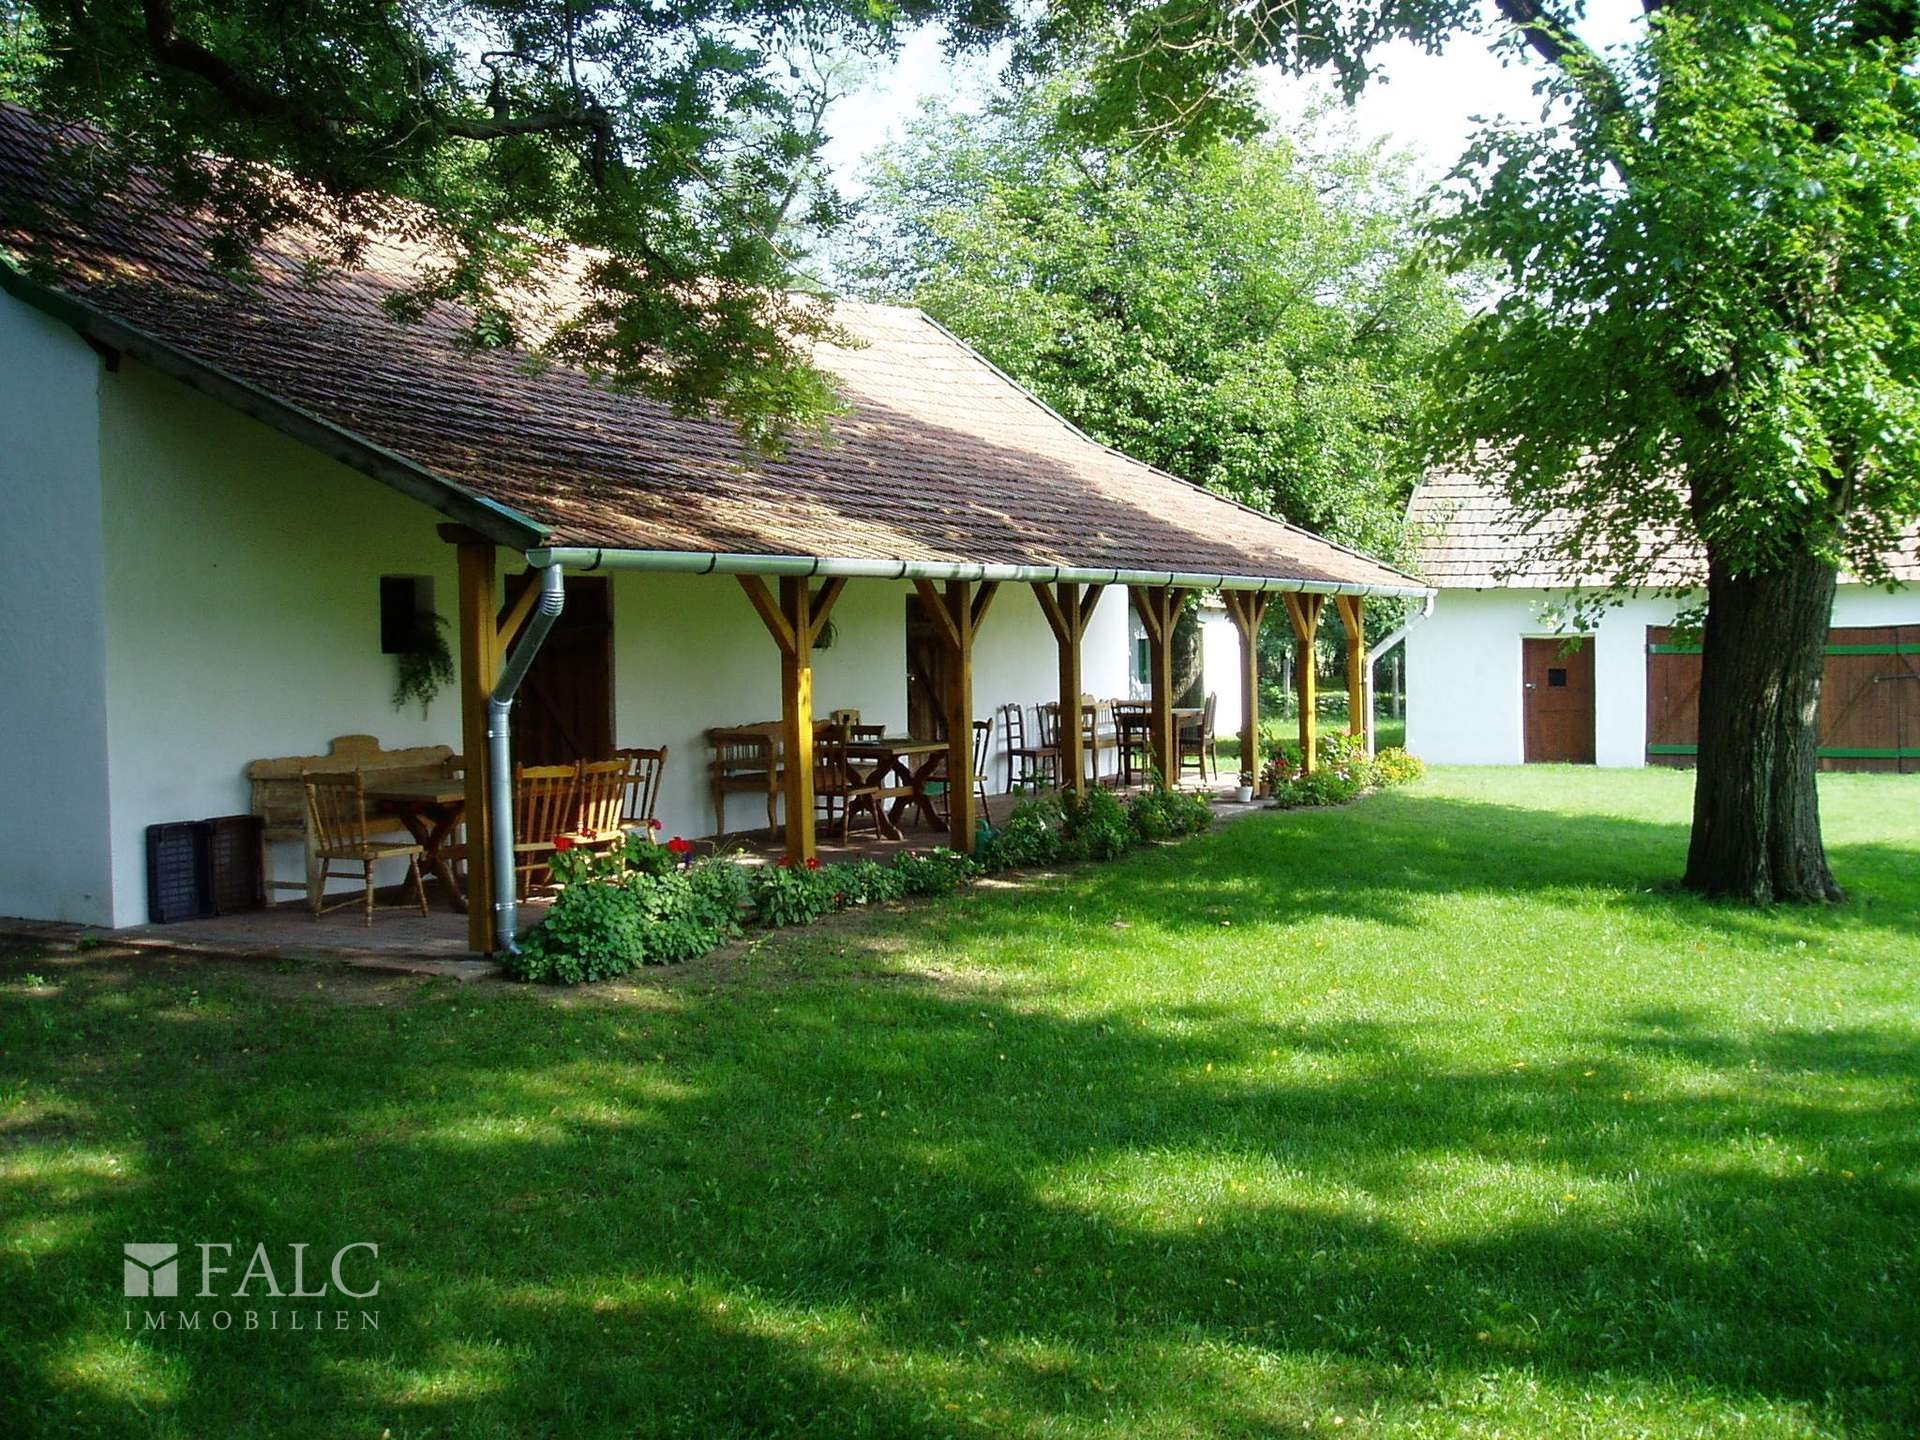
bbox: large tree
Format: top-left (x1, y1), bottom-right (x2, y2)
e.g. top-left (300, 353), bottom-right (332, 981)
top-left (0, 0), bottom-right (1018, 438)
top-left (1050, 0), bottom-right (1920, 902)
top-left (846, 85), bottom-right (1461, 561)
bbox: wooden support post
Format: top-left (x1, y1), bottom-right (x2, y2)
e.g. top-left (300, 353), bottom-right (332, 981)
top-left (913, 577), bottom-right (993, 851)
top-left (1223, 591), bottom-right (1272, 788)
top-left (1336, 595), bottom-right (1367, 749)
top-left (1032, 582), bottom-right (1105, 795)
top-left (1283, 593), bottom-right (1325, 773)
top-left (1129, 585), bottom-right (1190, 783)
top-left (739, 574), bottom-right (847, 866)
top-left (452, 536), bottom-right (499, 954)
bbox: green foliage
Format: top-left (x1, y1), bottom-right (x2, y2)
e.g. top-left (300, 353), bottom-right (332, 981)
top-left (506, 846), bottom-right (746, 983)
top-left (977, 797), bottom-right (1066, 873)
top-left (1317, 731), bottom-right (1377, 788)
top-left (1060, 786), bottom-right (1134, 862)
top-left (1270, 766), bottom-right (1365, 811)
top-left (2, 0), bottom-right (1026, 441)
top-left (848, 81), bottom-right (1463, 559)
top-left (838, 859), bottom-right (905, 906)
top-left (390, 612), bottom-right (454, 718)
top-left (747, 861), bottom-right (839, 929)
top-left (890, 847), bottom-right (979, 897)
top-left (1421, 6), bottom-right (1920, 590)
top-left (1373, 746), bottom-right (1427, 786)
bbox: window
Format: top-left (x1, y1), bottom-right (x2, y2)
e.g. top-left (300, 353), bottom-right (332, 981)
top-left (380, 576), bottom-right (434, 654)
top-left (1548, 667), bottom-right (1568, 688)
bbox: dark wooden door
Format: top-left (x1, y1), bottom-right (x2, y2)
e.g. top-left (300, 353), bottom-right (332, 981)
top-left (1523, 637), bottom-right (1596, 764)
top-left (504, 573), bottom-right (613, 766)
top-left (1645, 626), bottom-right (1702, 767)
top-left (905, 596), bottom-right (949, 741)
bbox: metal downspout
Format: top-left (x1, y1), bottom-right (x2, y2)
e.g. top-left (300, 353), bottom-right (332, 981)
top-left (1363, 594), bottom-right (1435, 754)
top-left (487, 564), bottom-right (566, 953)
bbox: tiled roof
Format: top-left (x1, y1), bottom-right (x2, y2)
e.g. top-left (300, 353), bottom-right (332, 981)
top-left (0, 105), bottom-right (1423, 596)
top-left (1409, 470), bottom-right (1920, 589)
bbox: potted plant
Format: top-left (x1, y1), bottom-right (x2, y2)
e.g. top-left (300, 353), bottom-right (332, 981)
top-left (391, 612), bottom-right (454, 717)
top-left (1235, 770), bottom-right (1255, 804)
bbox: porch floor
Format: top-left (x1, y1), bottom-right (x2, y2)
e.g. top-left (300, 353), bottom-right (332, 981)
top-left (2, 778), bottom-right (1255, 970)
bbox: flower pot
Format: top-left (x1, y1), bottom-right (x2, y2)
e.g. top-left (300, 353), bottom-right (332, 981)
top-left (1235, 785), bottom-right (1254, 804)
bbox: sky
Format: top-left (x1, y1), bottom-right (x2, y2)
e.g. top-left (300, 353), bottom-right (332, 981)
top-left (817, 3), bottom-right (1647, 194)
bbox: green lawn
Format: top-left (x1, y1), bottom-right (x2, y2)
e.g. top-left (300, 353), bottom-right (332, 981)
top-left (3, 767), bottom-right (1916, 1438)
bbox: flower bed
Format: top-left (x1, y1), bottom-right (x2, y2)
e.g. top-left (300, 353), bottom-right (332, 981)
top-left (506, 777), bottom-right (1219, 985)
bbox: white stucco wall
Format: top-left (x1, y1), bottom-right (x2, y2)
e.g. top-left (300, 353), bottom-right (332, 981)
top-left (1409, 582), bottom-right (1918, 767)
top-left (97, 360), bottom-right (461, 925)
top-left (0, 298), bottom-right (116, 923)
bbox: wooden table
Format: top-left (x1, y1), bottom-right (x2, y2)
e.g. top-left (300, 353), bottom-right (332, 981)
top-left (844, 737), bottom-right (949, 834)
top-left (366, 778), bottom-right (468, 911)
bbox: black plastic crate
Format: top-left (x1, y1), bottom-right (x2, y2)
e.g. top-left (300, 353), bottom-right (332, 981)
top-left (146, 822), bottom-right (212, 924)
top-left (206, 815), bottom-right (265, 915)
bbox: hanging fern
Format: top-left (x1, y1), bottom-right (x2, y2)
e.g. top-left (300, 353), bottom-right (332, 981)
top-left (392, 612), bottom-right (455, 717)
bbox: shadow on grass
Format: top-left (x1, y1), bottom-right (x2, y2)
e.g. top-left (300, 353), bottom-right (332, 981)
top-left (1037, 787), bottom-right (1920, 952)
top-left (1, 926), bottom-right (1915, 1437)
top-left (3, 781), bottom-right (1916, 1435)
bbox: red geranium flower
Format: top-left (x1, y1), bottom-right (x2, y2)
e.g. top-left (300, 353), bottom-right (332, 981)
top-left (552, 835), bottom-right (575, 852)
top-left (647, 818), bottom-right (663, 831)
top-left (667, 836), bottom-right (694, 856)
top-left (805, 856), bottom-right (821, 871)
top-left (776, 856), bottom-right (792, 868)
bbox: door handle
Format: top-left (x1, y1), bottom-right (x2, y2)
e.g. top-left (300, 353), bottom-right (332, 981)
top-left (1524, 683), bottom-right (1537, 690)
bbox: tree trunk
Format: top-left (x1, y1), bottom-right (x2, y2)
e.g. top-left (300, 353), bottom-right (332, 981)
top-left (1683, 544), bottom-right (1843, 903)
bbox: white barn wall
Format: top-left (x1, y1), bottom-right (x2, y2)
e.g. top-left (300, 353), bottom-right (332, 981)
top-left (0, 299), bottom-right (116, 924)
top-left (97, 360), bottom-right (461, 925)
top-left (1410, 582), bottom-right (1917, 767)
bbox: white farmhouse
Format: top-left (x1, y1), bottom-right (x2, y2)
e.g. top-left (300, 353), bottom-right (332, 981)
top-left (1405, 474), bottom-right (1919, 769)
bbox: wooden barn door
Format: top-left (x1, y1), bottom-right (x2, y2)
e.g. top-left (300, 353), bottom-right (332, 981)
top-left (1522, 637), bottom-right (1596, 764)
top-left (905, 595), bottom-right (950, 741)
top-left (504, 572), bottom-right (613, 765)
top-left (1818, 626), bottom-right (1919, 773)
top-left (1645, 626), bottom-right (1703, 767)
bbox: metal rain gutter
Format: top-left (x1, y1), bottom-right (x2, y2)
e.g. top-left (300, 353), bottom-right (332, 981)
top-left (1362, 593), bottom-right (1436, 753)
top-left (487, 564), bottom-right (566, 954)
top-left (523, 546), bottom-right (1436, 602)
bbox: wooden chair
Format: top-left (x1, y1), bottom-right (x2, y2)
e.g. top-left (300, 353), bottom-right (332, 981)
top-left (972, 717), bottom-right (993, 824)
top-left (1177, 692), bottom-right (1220, 781)
top-left (563, 758), bottom-right (631, 857)
top-left (1000, 702), bottom-right (1058, 791)
top-left (814, 730), bottom-right (884, 841)
top-left (614, 746), bottom-right (668, 836)
top-left (828, 708), bottom-right (862, 731)
top-left (1112, 700), bottom-right (1152, 785)
top-left (301, 771), bottom-right (429, 925)
top-left (1085, 698), bottom-right (1120, 786)
top-left (513, 762), bottom-right (580, 894)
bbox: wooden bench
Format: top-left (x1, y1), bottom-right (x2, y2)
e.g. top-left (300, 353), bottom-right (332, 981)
top-left (247, 735), bottom-right (457, 908)
top-left (707, 722), bottom-right (784, 837)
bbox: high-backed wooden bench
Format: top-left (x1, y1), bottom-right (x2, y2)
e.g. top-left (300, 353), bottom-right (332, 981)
top-left (247, 735), bottom-right (457, 908)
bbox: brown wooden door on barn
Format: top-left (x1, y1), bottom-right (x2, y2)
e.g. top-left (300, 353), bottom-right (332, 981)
top-left (905, 595), bottom-right (950, 741)
top-left (502, 572), bottom-right (613, 766)
top-left (1644, 624), bottom-right (1920, 772)
top-left (1522, 637), bottom-right (1596, 764)
top-left (1645, 626), bottom-right (1703, 768)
